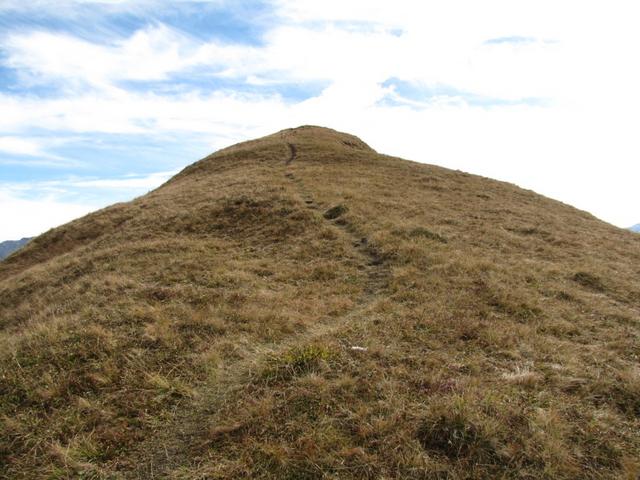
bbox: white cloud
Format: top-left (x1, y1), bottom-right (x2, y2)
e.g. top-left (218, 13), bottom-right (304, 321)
top-left (0, 0), bottom-right (227, 13)
top-left (0, 136), bottom-right (83, 167)
top-left (1, 171), bottom-right (178, 196)
top-left (0, 170), bottom-right (178, 238)
top-left (0, 137), bottom-right (45, 156)
top-left (1, 0), bottom-right (640, 233)
top-left (4, 26), bottom-right (197, 90)
top-left (0, 190), bottom-right (96, 239)
top-left (69, 170), bottom-right (177, 188)
top-left (0, 90), bottom-right (291, 136)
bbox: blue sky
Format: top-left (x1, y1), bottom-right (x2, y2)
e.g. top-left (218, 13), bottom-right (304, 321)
top-left (1, 0), bottom-right (639, 238)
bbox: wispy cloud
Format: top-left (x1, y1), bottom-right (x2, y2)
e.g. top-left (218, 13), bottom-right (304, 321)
top-left (379, 78), bottom-right (550, 109)
top-left (1, 171), bottom-right (177, 196)
top-left (0, 136), bottom-right (46, 156)
top-left (484, 36), bottom-right (538, 45)
top-left (4, 25), bottom-right (212, 90)
top-left (0, 136), bottom-right (85, 167)
top-left (0, 0), bottom-right (229, 14)
top-left (0, 170), bottom-right (177, 237)
top-left (1, 0), bottom-right (640, 236)
top-left (0, 189), bottom-right (96, 238)
top-left (68, 170), bottom-right (177, 188)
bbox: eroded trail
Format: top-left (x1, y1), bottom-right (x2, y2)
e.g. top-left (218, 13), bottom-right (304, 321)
top-left (285, 142), bottom-right (297, 165)
top-left (129, 142), bottom-right (390, 478)
top-left (282, 140), bottom-right (389, 300)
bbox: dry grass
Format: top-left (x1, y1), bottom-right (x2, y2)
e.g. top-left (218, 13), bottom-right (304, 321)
top-left (1, 126), bottom-right (639, 479)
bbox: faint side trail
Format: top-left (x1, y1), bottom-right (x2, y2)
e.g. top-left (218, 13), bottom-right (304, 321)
top-left (129, 141), bottom-right (390, 478)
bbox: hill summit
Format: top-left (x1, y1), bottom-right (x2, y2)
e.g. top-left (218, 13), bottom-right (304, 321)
top-left (1, 126), bottom-right (639, 479)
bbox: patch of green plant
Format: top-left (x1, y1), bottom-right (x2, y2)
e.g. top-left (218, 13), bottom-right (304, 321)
top-left (262, 345), bottom-right (333, 384)
top-left (417, 410), bottom-right (497, 462)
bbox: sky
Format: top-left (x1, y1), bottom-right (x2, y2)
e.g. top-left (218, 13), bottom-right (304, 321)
top-left (1, 0), bottom-right (639, 239)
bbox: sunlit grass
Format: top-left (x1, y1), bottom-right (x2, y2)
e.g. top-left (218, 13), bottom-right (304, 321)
top-left (1, 126), bottom-right (639, 479)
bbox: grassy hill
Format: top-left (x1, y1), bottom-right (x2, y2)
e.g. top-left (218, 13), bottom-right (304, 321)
top-left (1, 126), bottom-right (639, 479)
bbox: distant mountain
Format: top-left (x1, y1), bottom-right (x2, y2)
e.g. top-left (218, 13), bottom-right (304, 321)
top-left (0, 237), bottom-right (31, 260)
top-left (629, 224), bottom-right (640, 232)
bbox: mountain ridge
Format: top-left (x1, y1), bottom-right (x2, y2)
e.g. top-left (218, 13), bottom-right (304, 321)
top-left (1, 126), bottom-right (639, 479)
top-left (0, 237), bottom-right (31, 261)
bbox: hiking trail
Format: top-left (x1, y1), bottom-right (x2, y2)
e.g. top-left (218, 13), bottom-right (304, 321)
top-left (129, 141), bottom-right (391, 478)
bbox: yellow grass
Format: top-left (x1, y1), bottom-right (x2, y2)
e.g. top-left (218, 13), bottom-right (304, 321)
top-left (1, 126), bottom-right (639, 479)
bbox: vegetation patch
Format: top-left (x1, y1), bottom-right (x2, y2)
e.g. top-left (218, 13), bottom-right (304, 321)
top-left (323, 204), bottom-right (348, 220)
top-left (261, 345), bottom-right (333, 384)
top-left (391, 226), bottom-right (448, 244)
top-left (508, 226), bottom-right (552, 238)
top-left (589, 368), bottom-right (640, 416)
top-left (416, 409), bottom-right (498, 462)
top-left (477, 280), bottom-right (542, 321)
top-left (407, 227), bottom-right (448, 244)
top-left (572, 271), bottom-right (606, 292)
top-left (555, 290), bottom-right (576, 302)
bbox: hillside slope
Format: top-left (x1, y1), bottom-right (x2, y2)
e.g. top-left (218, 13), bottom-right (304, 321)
top-left (1, 126), bottom-right (639, 479)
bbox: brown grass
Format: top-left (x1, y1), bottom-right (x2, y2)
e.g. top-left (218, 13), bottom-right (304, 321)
top-left (1, 125), bottom-right (639, 479)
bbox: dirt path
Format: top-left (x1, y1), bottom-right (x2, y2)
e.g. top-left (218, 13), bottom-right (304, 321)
top-left (282, 141), bottom-right (388, 297)
top-left (286, 142), bottom-right (297, 165)
top-left (128, 142), bottom-right (390, 478)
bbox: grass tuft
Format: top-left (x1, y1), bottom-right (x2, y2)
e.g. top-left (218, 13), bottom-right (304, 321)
top-left (261, 345), bottom-right (333, 384)
top-left (407, 226), bottom-right (448, 243)
top-left (416, 404), bottom-right (498, 463)
top-left (323, 204), bottom-right (348, 220)
top-left (572, 271), bottom-right (606, 291)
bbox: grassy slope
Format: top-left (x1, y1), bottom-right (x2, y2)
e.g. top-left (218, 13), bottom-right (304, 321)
top-left (1, 126), bottom-right (639, 479)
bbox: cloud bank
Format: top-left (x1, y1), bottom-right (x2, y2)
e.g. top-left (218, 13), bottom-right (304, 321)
top-left (1, 0), bottom-right (639, 238)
